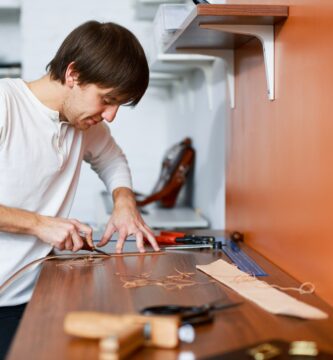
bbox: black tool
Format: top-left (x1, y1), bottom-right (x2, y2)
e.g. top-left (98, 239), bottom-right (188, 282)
top-left (213, 236), bottom-right (268, 276)
top-left (193, 0), bottom-right (210, 4)
top-left (179, 236), bottom-right (214, 243)
top-left (165, 242), bottom-right (223, 251)
top-left (140, 300), bottom-right (242, 326)
top-left (175, 235), bottom-right (216, 244)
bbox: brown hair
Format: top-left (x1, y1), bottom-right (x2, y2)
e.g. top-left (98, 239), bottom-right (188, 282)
top-left (46, 21), bottom-right (149, 106)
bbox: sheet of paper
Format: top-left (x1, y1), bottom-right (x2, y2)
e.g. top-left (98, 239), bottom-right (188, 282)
top-left (197, 259), bottom-right (328, 320)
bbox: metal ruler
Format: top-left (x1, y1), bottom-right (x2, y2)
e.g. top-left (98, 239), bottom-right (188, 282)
top-left (216, 237), bottom-right (268, 276)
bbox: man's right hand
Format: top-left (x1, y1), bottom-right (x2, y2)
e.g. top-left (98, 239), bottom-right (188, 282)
top-left (33, 215), bottom-right (93, 252)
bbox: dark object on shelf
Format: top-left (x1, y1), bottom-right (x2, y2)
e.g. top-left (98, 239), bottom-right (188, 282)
top-left (0, 62), bottom-right (21, 68)
top-left (152, 231), bottom-right (215, 245)
top-left (193, 0), bottom-right (210, 4)
top-left (136, 138), bottom-right (195, 208)
top-left (0, 62), bottom-right (21, 78)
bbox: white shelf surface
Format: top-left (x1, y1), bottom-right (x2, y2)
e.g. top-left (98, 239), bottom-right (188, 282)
top-left (97, 191), bottom-right (209, 230)
top-left (149, 52), bottom-right (215, 73)
top-left (135, 0), bottom-right (186, 20)
top-left (149, 72), bottom-right (183, 87)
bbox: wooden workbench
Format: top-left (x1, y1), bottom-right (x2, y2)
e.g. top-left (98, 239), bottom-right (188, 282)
top-left (7, 231), bottom-right (333, 359)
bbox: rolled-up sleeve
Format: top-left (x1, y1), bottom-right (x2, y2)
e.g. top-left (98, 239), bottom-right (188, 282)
top-left (83, 122), bottom-right (132, 193)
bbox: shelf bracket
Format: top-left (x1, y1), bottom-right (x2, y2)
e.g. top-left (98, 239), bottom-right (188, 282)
top-left (218, 50), bottom-right (234, 109)
top-left (200, 24), bottom-right (275, 100)
top-left (174, 49), bottom-right (235, 109)
top-left (163, 60), bottom-right (215, 110)
top-left (150, 54), bottom-right (218, 109)
top-left (170, 48), bottom-right (235, 110)
top-left (187, 56), bottom-right (234, 109)
top-left (192, 62), bottom-right (214, 110)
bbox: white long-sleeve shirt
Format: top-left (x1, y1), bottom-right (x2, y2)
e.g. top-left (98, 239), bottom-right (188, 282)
top-left (0, 78), bottom-right (132, 306)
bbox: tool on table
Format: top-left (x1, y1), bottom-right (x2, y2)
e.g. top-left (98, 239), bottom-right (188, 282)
top-left (79, 231), bottom-right (110, 256)
top-left (140, 299), bottom-right (242, 326)
top-left (216, 236), bottom-right (268, 276)
top-left (154, 231), bottom-right (186, 245)
top-left (92, 247), bottom-right (110, 256)
top-left (158, 231), bottom-right (267, 276)
top-left (176, 235), bottom-right (216, 244)
top-left (64, 311), bottom-right (193, 360)
top-left (154, 231), bottom-right (216, 245)
top-left (81, 241), bottom-right (110, 256)
top-left (164, 243), bottom-right (219, 251)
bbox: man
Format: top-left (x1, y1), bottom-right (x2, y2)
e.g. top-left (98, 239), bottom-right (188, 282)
top-left (0, 20), bottom-right (159, 358)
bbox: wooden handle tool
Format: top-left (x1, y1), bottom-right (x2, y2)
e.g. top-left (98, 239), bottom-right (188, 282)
top-left (99, 324), bottom-right (145, 360)
top-left (64, 311), bottom-right (180, 348)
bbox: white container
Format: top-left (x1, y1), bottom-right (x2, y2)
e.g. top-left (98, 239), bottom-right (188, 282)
top-left (135, 0), bottom-right (187, 21)
top-left (153, 4), bottom-right (193, 50)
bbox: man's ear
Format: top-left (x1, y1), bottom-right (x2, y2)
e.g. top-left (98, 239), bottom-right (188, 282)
top-left (64, 62), bottom-right (79, 88)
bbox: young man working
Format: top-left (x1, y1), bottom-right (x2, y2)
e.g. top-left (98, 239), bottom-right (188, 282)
top-left (0, 20), bottom-right (159, 358)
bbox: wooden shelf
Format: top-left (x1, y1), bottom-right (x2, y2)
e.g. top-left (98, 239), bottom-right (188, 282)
top-left (8, 230), bottom-right (333, 360)
top-left (165, 4), bottom-right (288, 53)
top-left (164, 4), bottom-right (289, 105)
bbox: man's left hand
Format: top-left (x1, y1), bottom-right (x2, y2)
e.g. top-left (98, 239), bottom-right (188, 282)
top-left (96, 187), bottom-right (160, 253)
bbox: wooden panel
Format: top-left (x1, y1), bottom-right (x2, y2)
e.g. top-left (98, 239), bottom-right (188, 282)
top-left (7, 237), bottom-right (333, 360)
top-left (165, 4), bottom-right (288, 53)
top-left (196, 4), bottom-right (289, 17)
top-left (226, 0), bottom-right (333, 306)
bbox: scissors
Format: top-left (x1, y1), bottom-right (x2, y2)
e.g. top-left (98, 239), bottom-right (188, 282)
top-left (140, 300), bottom-right (242, 326)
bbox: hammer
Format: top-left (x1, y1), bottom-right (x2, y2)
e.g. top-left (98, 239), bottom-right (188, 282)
top-left (64, 311), bottom-right (193, 359)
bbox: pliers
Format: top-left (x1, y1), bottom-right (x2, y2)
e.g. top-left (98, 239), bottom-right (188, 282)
top-left (154, 231), bottom-right (186, 245)
top-left (154, 231), bottom-right (215, 245)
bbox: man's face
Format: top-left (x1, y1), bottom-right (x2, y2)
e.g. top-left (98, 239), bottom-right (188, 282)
top-left (61, 82), bottom-right (124, 130)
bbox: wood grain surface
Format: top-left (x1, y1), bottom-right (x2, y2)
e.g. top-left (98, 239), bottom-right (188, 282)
top-left (7, 232), bottom-right (333, 360)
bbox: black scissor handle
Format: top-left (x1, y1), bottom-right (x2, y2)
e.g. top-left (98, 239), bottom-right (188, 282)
top-left (141, 305), bottom-right (205, 316)
top-left (140, 305), bottom-right (213, 326)
top-left (140, 301), bottom-right (242, 327)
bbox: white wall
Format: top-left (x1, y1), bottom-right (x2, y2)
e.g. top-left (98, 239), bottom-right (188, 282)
top-left (0, 8), bottom-right (20, 63)
top-left (166, 60), bottom-right (228, 228)
top-left (19, 0), bottom-right (228, 228)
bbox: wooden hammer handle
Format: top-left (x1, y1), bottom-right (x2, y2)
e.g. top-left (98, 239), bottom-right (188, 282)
top-left (64, 312), bottom-right (129, 338)
top-left (64, 312), bottom-right (180, 348)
